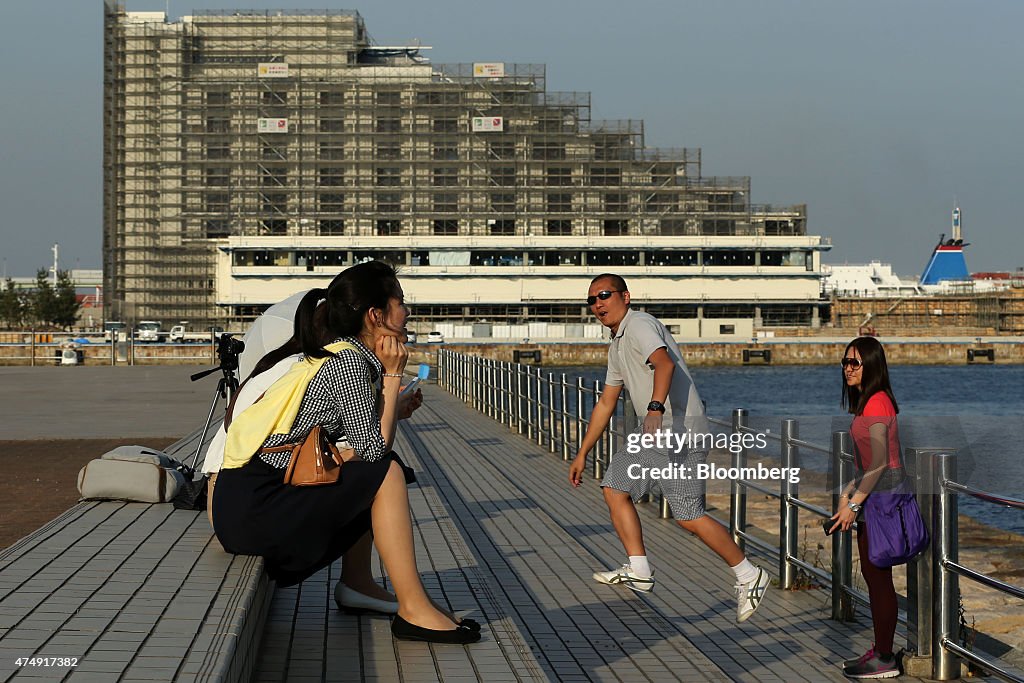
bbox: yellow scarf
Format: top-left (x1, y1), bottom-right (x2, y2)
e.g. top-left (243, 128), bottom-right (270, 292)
top-left (222, 341), bottom-right (356, 470)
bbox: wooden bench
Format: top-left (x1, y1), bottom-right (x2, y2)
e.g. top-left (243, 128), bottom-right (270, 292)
top-left (0, 430), bottom-right (271, 683)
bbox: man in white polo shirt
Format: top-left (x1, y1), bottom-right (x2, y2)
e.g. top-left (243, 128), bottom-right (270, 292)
top-left (568, 273), bottom-right (770, 623)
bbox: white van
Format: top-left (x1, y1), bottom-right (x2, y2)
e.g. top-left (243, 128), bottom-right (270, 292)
top-left (136, 321), bottom-right (163, 342)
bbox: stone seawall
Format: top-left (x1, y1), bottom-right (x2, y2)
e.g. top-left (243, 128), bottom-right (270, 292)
top-left (2, 339), bottom-right (1021, 367)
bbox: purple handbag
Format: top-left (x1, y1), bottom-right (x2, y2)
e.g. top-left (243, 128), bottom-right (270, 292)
top-left (864, 478), bottom-right (929, 568)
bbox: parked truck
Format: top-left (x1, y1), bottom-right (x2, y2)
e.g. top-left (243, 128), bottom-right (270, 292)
top-left (136, 321), bottom-right (163, 342)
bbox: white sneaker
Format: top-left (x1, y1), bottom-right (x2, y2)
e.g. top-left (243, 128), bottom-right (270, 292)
top-left (735, 566), bottom-right (770, 622)
top-left (592, 564), bottom-right (655, 593)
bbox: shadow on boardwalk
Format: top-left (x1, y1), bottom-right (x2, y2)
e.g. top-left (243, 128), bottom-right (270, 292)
top-left (255, 389), bottom-right (930, 683)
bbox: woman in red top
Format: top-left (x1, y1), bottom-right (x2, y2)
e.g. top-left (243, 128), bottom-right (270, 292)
top-left (830, 336), bottom-right (903, 679)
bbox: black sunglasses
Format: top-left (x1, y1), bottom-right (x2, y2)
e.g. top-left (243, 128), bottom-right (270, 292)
top-left (586, 290), bottom-right (621, 306)
top-left (840, 357), bottom-right (863, 369)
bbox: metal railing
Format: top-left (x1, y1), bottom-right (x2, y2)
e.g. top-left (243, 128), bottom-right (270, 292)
top-left (0, 331), bottom-right (220, 366)
top-left (437, 349), bottom-right (1024, 682)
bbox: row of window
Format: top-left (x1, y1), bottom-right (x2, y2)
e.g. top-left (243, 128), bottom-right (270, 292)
top-left (230, 248), bottom-right (813, 268)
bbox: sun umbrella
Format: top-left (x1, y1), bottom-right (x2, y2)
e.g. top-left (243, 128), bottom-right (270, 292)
top-left (237, 289), bottom-right (308, 380)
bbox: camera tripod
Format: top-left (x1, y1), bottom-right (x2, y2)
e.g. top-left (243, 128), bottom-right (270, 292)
top-left (186, 334), bottom-right (244, 470)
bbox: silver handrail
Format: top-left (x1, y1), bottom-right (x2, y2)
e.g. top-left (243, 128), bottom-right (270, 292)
top-left (436, 349), bottom-right (1024, 682)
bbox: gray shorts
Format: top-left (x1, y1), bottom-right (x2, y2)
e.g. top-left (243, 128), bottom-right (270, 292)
top-left (600, 431), bottom-right (708, 521)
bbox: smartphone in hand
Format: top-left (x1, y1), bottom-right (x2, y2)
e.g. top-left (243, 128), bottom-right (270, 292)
top-left (400, 378), bottom-right (421, 396)
top-left (822, 518), bottom-right (858, 535)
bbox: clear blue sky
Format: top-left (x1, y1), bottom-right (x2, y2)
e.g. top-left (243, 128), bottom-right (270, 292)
top-left (2, 0), bottom-right (1022, 278)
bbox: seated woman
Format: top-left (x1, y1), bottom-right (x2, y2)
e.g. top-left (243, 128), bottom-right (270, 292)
top-left (213, 261), bottom-right (479, 644)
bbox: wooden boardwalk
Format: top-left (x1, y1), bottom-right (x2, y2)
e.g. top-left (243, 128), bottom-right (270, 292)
top-left (254, 388), bottom-right (930, 683)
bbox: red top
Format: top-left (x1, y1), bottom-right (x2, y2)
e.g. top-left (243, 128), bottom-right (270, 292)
top-left (850, 392), bottom-right (902, 472)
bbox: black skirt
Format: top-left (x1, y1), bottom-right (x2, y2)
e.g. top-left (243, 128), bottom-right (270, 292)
top-left (212, 453), bottom-right (406, 587)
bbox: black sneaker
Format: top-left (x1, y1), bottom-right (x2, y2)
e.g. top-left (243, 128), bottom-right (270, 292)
top-left (843, 651), bottom-right (900, 679)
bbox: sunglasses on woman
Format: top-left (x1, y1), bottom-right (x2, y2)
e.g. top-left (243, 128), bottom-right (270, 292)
top-left (586, 290), bottom-right (620, 306)
top-left (840, 357), bottom-right (863, 369)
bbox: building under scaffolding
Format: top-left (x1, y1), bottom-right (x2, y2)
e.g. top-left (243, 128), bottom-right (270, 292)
top-left (103, 3), bottom-right (826, 332)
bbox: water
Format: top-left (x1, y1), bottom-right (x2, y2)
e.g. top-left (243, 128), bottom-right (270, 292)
top-left (551, 364), bottom-right (1024, 534)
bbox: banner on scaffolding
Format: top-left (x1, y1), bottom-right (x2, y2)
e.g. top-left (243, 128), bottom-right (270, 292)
top-left (473, 62), bottom-right (505, 78)
top-left (257, 63), bottom-right (290, 78)
top-left (257, 118), bottom-right (289, 133)
top-left (471, 117), bottom-right (504, 132)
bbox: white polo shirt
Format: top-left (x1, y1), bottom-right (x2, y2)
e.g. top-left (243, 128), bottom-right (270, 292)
top-left (605, 308), bottom-right (709, 435)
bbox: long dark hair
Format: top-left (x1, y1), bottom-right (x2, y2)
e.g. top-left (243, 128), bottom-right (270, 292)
top-left (841, 336), bottom-right (899, 415)
top-left (250, 261), bottom-right (401, 378)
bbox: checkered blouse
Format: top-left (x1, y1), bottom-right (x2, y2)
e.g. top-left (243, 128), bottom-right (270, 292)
top-left (257, 337), bottom-right (387, 468)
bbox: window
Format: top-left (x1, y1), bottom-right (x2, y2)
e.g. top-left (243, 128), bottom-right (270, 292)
top-left (318, 193), bottom-right (345, 212)
top-left (206, 91), bottom-right (230, 106)
top-left (433, 143), bottom-right (458, 160)
top-left (319, 143), bottom-right (345, 160)
top-left (603, 220), bottom-right (628, 236)
top-left (206, 143), bottom-right (231, 160)
top-left (546, 167), bottom-right (572, 186)
top-left (376, 193), bottom-right (400, 213)
top-left (546, 193), bottom-right (572, 213)
top-left (205, 219), bottom-right (230, 238)
top-left (589, 167), bottom-right (621, 185)
top-left (604, 193), bottom-right (627, 212)
top-left (645, 192), bottom-right (678, 212)
top-left (704, 304), bottom-right (755, 319)
top-left (719, 325), bottom-right (736, 335)
top-left (433, 117), bottom-right (458, 133)
top-left (432, 168), bottom-right (459, 187)
top-left (415, 91), bottom-right (461, 105)
top-left (433, 219), bottom-right (458, 235)
top-left (646, 250), bottom-right (698, 266)
top-left (471, 252), bottom-right (523, 266)
top-left (531, 142), bottom-right (565, 160)
top-left (539, 250), bottom-right (580, 265)
top-left (490, 193), bottom-right (515, 212)
top-left (376, 143), bottom-right (400, 160)
top-left (659, 219), bottom-right (691, 236)
top-left (376, 219), bottom-right (401, 235)
top-left (489, 219), bottom-right (515, 235)
top-left (489, 167), bottom-right (516, 186)
top-left (376, 91), bottom-right (400, 106)
top-left (319, 91), bottom-right (345, 106)
top-left (375, 167), bottom-right (401, 186)
top-left (546, 220), bottom-right (572, 236)
top-left (261, 168), bottom-right (287, 187)
top-left (319, 118), bottom-right (344, 133)
top-left (319, 220), bottom-right (344, 235)
top-left (318, 168), bottom-right (344, 186)
top-left (261, 90), bottom-right (287, 105)
top-left (701, 219), bottom-right (735, 235)
top-left (488, 142), bottom-right (515, 160)
top-left (433, 193), bottom-right (458, 212)
top-left (588, 251), bottom-right (639, 267)
top-left (376, 117), bottom-right (400, 133)
top-left (594, 142), bottom-right (622, 161)
top-left (205, 168), bottom-right (230, 187)
top-left (204, 192), bottom-right (229, 213)
top-left (703, 250), bottom-right (754, 266)
top-left (261, 193), bottom-right (287, 213)
top-left (259, 219), bottom-right (288, 235)
top-left (205, 118), bottom-right (230, 133)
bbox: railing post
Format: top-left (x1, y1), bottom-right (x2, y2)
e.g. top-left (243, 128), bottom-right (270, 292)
top-left (547, 372), bottom-right (557, 453)
top-left (575, 376), bottom-right (585, 457)
top-left (515, 364), bottom-right (525, 435)
top-left (129, 328), bottom-right (136, 366)
top-left (933, 452), bottom-right (961, 681)
top-left (779, 419), bottom-right (799, 589)
top-left (535, 368), bottom-right (545, 447)
top-left (592, 380), bottom-right (604, 480)
top-left (110, 332), bottom-right (116, 366)
top-left (831, 430), bottom-right (855, 622)
top-left (560, 373), bottom-right (570, 460)
top-left (905, 448), bottom-right (935, 669)
top-left (729, 409), bottom-right (748, 551)
top-left (30, 331), bottom-right (36, 367)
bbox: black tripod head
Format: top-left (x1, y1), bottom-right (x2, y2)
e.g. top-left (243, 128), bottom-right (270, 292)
top-left (191, 333), bottom-right (246, 395)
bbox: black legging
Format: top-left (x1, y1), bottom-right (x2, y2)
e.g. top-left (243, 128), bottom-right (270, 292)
top-left (857, 522), bottom-right (898, 655)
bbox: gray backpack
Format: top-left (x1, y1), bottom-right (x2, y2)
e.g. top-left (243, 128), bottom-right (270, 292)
top-left (77, 446), bottom-right (188, 503)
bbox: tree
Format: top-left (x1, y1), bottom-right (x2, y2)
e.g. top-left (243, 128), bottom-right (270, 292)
top-left (29, 269), bottom-right (57, 329)
top-left (53, 270), bottom-right (80, 329)
top-left (0, 279), bottom-right (26, 329)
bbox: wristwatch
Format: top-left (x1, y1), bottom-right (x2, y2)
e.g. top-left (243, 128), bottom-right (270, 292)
top-left (847, 501), bottom-right (863, 513)
top-left (647, 400), bottom-right (666, 413)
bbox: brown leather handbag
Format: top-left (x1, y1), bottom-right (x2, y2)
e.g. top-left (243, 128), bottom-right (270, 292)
top-left (258, 425), bottom-right (353, 486)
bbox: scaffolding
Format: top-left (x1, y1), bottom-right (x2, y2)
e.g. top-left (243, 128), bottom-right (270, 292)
top-left (103, 2), bottom-right (809, 324)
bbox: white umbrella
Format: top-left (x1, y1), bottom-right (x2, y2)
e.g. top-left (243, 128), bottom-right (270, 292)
top-left (237, 289), bottom-right (308, 380)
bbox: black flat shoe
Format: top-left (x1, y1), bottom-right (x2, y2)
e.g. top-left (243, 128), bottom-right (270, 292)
top-left (391, 614), bottom-right (481, 644)
top-left (457, 617), bottom-right (481, 633)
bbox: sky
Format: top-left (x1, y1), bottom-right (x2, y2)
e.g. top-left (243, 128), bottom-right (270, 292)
top-left (1, 0), bottom-right (1022, 279)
